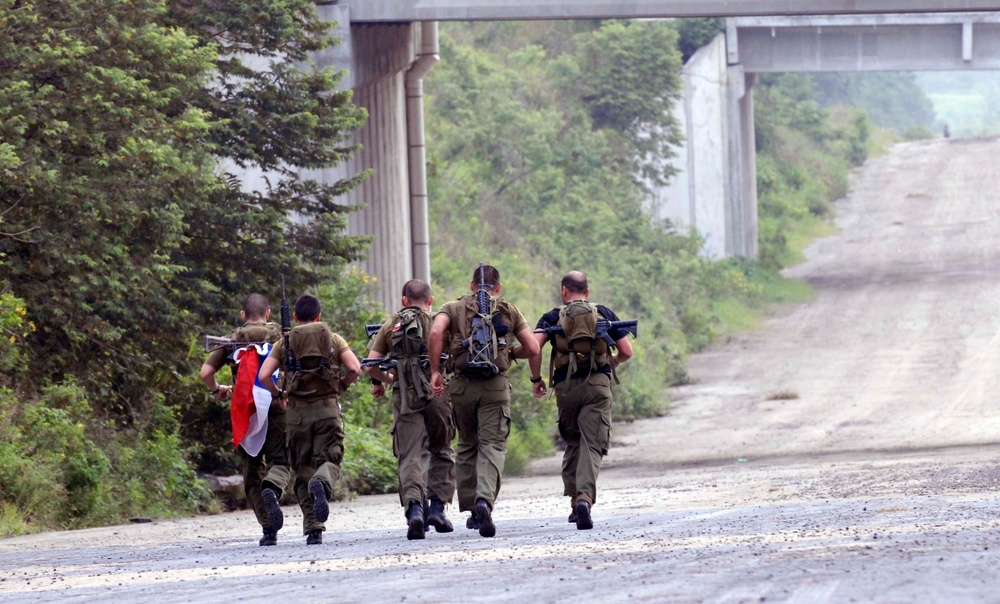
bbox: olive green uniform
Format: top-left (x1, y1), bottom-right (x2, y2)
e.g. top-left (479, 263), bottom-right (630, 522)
top-left (203, 321), bottom-right (291, 531)
top-left (537, 304), bottom-right (627, 507)
top-left (553, 373), bottom-right (612, 506)
top-left (437, 294), bottom-right (529, 513)
top-left (267, 322), bottom-right (350, 535)
top-left (369, 309), bottom-right (456, 509)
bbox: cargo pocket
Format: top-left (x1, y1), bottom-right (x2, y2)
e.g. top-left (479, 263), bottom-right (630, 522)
top-left (499, 405), bottom-right (512, 441)
top-left (447, 378), bottom-right (466, 396)
top-left (597, 415), bottom-right (611, 457)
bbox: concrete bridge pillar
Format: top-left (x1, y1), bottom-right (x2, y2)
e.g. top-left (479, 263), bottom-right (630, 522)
top-left (652, 33), bottom-right (758, 259)
top-left (312, 7), bottom-right (433, 311)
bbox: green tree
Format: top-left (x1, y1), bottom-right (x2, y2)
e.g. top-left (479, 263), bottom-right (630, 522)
top-left (571, 20), bottom-right (684, 187)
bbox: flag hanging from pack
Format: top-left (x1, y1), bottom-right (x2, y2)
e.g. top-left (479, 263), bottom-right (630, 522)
top-left (230, 343), bottom-right (273, 456)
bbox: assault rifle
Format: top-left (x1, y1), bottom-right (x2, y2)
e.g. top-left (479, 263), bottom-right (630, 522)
top-left (460, 262), bottom-right (507, 376)
top-left (203, 335), bottom-right (268, 353)
top-left (359, 354), bottom-right (448, 372)
top-left (538, 319), bottom-right (639, 347)
top-left (280, 275), bottom-right (298, 373)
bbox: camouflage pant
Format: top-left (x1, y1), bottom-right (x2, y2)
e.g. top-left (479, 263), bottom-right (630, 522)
top-left (392, 388), bottom-right (456, 509)
top-left (238, 404), bottom-right (292, 531)
top-left (286, 398), bottom-right (344, 534)
top-left (449, 374), bottom-right (511, 512)
top-left (555, 372), bottom-right (612, 506)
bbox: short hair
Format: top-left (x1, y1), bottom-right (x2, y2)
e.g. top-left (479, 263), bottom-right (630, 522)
top-left (243, 293), bottom-right (270, 320)
top-left (402, 279), bottom-right (432, 304)
top-left (294, 294), bottom-right (322, 322)
top-left (472, 264), bottom-right (500, 290)
top-left (561, 271), bottom-right (588, 294)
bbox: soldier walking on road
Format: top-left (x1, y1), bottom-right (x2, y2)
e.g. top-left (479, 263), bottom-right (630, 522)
top-left (530, 271), bottom-right (633, 530)
top-left (258, 294), bottom-right (361, 545)
top-left (429, 264), bottom-right (539, 537)
top-left (365, 279), bottom-right (456, 540)
top-left (199, 293), bottom-right (291, 546)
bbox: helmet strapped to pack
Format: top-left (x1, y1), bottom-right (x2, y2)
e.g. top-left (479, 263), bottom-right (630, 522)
top-left (285, 322), bottom-right (341, 398)
top-left (551, 300), bottom-right (610, 382)
top-left (390, 308), bottom-right (433, 410)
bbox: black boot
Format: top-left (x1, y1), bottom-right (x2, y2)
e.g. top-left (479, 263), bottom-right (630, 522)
top-left (406, 501), bottom-right (425, 540)
top-left (425, 497), bottom-right (454, 533)
top-left (575, 499), bottom-right (593, 530)
top-left (259, 529), bottom-right (277, 546)
top-left (308, 478), bottom-right (329, 523)
top-left (306, 529), bottom-right (323, 545)
top-left (466, 511), bottom-right (480, 530)
top-left (262, 487), bottom-right (283, 533)
top-left (475, 498), bottom-right (495, 538)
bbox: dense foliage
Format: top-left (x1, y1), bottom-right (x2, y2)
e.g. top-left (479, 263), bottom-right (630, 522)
top-left (811, 72), bottom-right (935, 136)
top-left (1, 0), bottom-right (368, 533)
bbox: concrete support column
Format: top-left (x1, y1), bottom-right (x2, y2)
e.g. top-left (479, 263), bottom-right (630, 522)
top-left (736, 72), bottom-right (758, 258)
top-left (338, 22), bottom-right (417, 311)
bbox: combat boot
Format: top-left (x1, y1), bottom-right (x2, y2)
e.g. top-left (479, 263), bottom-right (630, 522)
top-left (475, 498), bottom-right (495, 538)
top-left (262, 487), bottom-right (283, 532)
top-left (308, 478), bottom-right (329, 523)
top-left (425, 497), bottom-right (454, 533)
top-left (466, 511), bottom-right (480, 530)
top-left (259, 529), bottom-right (277, 547)
top-left (575, 499), bottom-right (593, 530)
top-left (406, 501), bottom-right (425, 540)
top-left (567, 509), bottom-right (578, 524)
top-left (306, 529), bottom-right (323, 545)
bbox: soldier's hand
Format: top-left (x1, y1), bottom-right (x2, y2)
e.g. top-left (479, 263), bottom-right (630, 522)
top-left (533, 381), bottom-right (546, 398)
top-left (278, 397), bottom-right (289, 410)
top-left (371, 383), bottom-right (386, 398)
top-left (431, 371), bottom-right (445, 395)
top-left (213, 385), bottom-right (232, 400)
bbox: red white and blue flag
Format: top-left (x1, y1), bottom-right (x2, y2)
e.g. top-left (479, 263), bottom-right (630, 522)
top-left (230, 343), bottom-right (274, 456)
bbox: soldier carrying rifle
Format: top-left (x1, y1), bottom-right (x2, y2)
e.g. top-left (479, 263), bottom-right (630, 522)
top-left (365, 279), bottom-right (457, 540)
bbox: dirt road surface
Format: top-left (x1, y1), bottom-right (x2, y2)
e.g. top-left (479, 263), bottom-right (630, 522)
top-left (3, 139), bottom-right (1000, 603)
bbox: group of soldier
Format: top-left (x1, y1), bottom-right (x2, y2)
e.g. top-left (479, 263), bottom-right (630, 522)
top-left (199, 265), bottom-right (633, 546)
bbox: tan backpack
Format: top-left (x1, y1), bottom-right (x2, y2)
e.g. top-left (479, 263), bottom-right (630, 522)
top-left (448, 293), bottom-right (513, 377)
top-left (551, 301), bottom-right (610, 380)
top-left (285, 322), bottom-right (341, 398)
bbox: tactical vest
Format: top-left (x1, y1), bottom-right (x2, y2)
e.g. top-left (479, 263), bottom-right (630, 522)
top-left (552, 301), bottom-right (610, 378)
top-left (390, 307), bottom-right (433, 409)
top-left (447, 293), bottom-right (513, 377)
top-left (285, 322), bottom-right (341, 399)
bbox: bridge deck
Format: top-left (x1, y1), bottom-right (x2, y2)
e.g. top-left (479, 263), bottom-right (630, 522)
top-left (343, 1), bottom-right (1000, 23)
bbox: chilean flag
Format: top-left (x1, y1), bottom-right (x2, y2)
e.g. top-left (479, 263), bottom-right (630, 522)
top-left (230, 343), bottom-right (274, 456)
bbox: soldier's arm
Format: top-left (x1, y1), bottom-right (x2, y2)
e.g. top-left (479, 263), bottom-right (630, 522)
top-left (429, 313), bottom-right (450, 395)
top-left (258, 356), bottom-right (282, 398)
top-left (612, 333), bottom-right (633, 368)
top-left (339, 348), bottom-right (362, 390)
top-left (529, 331), bottom-right (548, 397)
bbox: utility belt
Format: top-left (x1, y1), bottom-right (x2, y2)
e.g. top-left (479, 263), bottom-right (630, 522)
top-left (286, 396), bottom-right (339, 409)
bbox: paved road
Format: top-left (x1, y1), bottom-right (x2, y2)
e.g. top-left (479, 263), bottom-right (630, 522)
top-left (2, 139), bottom-right (1000, 602)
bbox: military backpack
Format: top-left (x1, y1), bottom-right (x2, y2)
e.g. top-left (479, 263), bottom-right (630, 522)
top-left (551, 300), bottom-right (611, 380)
top-left (389, 307), bottom-right (433, 410)
top-left (285, 322), bottom-right (341, 399)
top-left (448, 293), bottom-right (513, 377)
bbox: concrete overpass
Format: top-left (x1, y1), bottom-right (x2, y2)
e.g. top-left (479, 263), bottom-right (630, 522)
top-left (342, 1), bottom-right (1000, 22)
top-left (306, 4), bottom-right (1000, 308)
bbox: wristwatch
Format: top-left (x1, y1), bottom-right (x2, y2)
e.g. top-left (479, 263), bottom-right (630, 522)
top-left (529, 375), bottom-right (543, 383)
